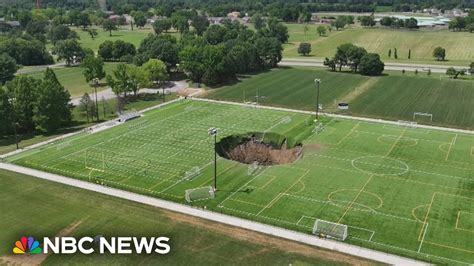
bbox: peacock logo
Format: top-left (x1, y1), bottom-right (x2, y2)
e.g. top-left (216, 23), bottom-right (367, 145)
top-left (13, 236), bottom-right (42, 254)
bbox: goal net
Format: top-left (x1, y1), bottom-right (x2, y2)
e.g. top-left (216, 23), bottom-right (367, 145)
top-left (183, 166), bottom-right (201, 180)
top-left (313, 219), bottom-right (348, 241)
top-left (185, 186), bottom-right (215, 203)
top-left (413, 112), bottom-right (433, 122)
top-left (247, 161), bottom-right (263, 176)
top-left (313, 123), bottom-right (324, 134)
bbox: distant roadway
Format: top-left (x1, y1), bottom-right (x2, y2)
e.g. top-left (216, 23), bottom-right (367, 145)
top-left (279, 58), bottom-right (466, 73)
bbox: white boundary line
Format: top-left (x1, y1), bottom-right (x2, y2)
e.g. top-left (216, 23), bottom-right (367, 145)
top-left (0, 98), bottom-right (185, 160)
top-left (418, 223), bottom-right (429, 253)
top-left (191, 98), bottom-right (474, 136)
top-left (0, 162), bottom-right (428, 265)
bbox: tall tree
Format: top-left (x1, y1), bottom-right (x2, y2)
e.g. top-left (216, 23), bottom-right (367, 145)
top-left (82, 55), bottom-right (106, 83)
top-left (316, 25), bottom-right (326, 36)
top-left (297, 43), bottom-right (311, 56)
top-left (132, 11), bottom-right (147, 28)
top-left (153, 19), bottom-right (172, 35)
top-left (142, 59), bottom-right (169, 100)
top-left (191, 14), bottom-right (209, 36)
top-left (5, 76), bottom-right (40, 132)
top-left (33, 68), bottom-right (71, 132)
top-left (433, 47), bottom-right (446, 61)
top-left (0, 53), bottom-right (17, 85)
top-left (48, 24), bottom-right (79, 44)
top-left (88, 28), bottom-right (98, 40)
top-left (0, 87), bottom-right (13, 136)
top-left (79, 93), bottom-right (93, 122)
top-left (252, 13), bottom-right (265, 30)
top-left (359, 53), bottom-right (385, 76)
top-left (52, 39), bottom-right (85, 66)
top-left (102, 19), bottom-right (118, 37)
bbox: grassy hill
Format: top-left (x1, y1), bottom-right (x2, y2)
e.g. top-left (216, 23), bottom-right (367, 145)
top-left (205, 67), bottom-right (474, 129)
top-left (284, 25), bottom-right (474, 66)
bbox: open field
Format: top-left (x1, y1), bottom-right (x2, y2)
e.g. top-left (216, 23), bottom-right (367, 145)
top-left (8, 100), bottom-right (474, 264)
top-left (206, 67), bottom-right (474, 129)
top-left (23, 63), bottom-right (119, 97)
top-left (73, 26), bottom-right (179, 52)
top-left (0, 170), bottom-right (360, 265)
top-left (0, 93), bottom-right (178, 155)
top-left (284, 26), bottom-right (474, 66)
top-left (206, 68), bottom-right (371, 110)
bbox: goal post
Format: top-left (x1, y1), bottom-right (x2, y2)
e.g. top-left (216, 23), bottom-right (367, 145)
top-left (185, 186), bottom-right (215, 203)
top-left (413, 112), bottom-right (433, 122)
top-left (313, 219), bottom-right (348, 241)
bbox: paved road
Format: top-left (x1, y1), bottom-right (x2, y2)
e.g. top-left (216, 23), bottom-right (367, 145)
top-left (70, 80), bottom-right (188, 106)
top-left (0, 162), bottom-right (428, 265)
top-left (280, 58), bottom-right (466, 73)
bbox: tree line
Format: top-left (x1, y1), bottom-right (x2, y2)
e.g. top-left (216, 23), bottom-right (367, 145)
top-left (323, 43), bottom-right (385, 76)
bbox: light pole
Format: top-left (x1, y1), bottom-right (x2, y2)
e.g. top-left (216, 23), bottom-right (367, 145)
top-left (8, 98), bottom-right (19, 150)
top-left (93, 78), bottom-right (100, 122)
top-left (208, 127), bottom-right (218, 191)
top-left (314, 79), bottom-right (321, 120)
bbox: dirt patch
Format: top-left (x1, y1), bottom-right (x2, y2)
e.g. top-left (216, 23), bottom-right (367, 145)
top-left (304, 143), bottom-right (326, 153)
top-left (162, 209), bottom-right (377, 265)
top-left (217, 133), bottom-right (303, 165)
top-left (327, 78), bottom-right (380, 112)
top-left (0, 219), bottom-right (85, 266)
top-left (177, 88), bottom-right (203, 97)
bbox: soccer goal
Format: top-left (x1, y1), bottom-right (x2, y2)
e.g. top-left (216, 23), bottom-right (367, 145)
top-left (184, 186), bottom-right (215, 203)
top-left (413, 112), bottom-right (433, 122)
top-left (313, 219), bottom-right (348, 241)
top-left (247, 161), bottom-right (262, 176)
top-left (313, 123), bottom-right (324, 134)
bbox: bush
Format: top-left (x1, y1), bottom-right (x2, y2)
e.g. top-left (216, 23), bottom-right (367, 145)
top-left (359, 53), bottom-right (384, 76)
top-left (297, 43), bottom-right (311, 56)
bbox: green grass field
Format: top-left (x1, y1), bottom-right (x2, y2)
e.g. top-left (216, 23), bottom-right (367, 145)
top-left (0, 93), bottom-right (178, 155)
top-left (0, 170), bottom-right (355, 265)
top-left (8, 100), bottom-right (474, 264)
top-left (207, 68), bottom-right (371, 110)
top-left (24, 63), bottom-right (119, 97)
top-left (206, 67), bottom-right (474, 129)
top-left (284, 26), bottom-right (474, 66)
top-left (73, 26), bottom-right (179, 52)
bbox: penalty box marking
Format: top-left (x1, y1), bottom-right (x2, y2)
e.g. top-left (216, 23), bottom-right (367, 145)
top-left (456, 211), bottom-right (474, 233)
top-left (419, 192), bottom-right (474, 254)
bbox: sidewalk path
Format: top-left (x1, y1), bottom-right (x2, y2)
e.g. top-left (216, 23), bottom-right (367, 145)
top-left (0, 162), bottom-right (428, 265)
top-left (70, 81), bottom-right (188, 106)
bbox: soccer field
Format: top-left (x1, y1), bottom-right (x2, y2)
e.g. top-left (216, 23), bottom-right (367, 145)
top-left (8, 100), bottom-right (474, 264)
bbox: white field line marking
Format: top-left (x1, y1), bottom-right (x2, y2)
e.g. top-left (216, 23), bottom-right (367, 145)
top-left (418, 223), bottom-right (429, 253)
top-left (219, 204), bottom-right (468, 265)
top-left (445, 134), bottom-right (457, 161)
top-left (309, 153), bottom-right (472, 182)
top-left (355, 130), bottom-right (449, 144)
top-left (369, 231), bottom-right (375, 242)
top-left (40, 101), bottom-right (194, 165)
top-left (192, 98), bottom-right (474, 136)
top-left (217, 167), bottom-right (268, 207)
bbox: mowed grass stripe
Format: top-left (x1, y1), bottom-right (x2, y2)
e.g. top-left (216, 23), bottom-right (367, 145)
top-left (350, 76), bottom-right (474, 129)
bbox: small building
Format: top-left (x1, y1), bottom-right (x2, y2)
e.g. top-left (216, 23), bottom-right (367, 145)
top-left (208, 17), bottom-right (225, 25)
top-left (6, 21), bottom-right (20, 27)
top-left (227, 11), bottom-right (240, 19)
